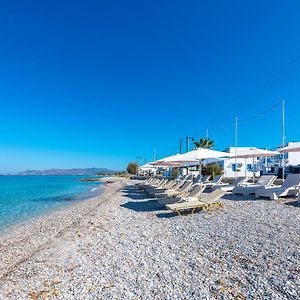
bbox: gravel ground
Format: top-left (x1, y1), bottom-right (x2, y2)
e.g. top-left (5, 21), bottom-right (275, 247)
top-left (0, 178), bottom-right (299, 299)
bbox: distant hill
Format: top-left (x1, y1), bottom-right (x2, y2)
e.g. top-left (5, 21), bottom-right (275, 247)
top-left (16, 168), bottom-right (118, 176)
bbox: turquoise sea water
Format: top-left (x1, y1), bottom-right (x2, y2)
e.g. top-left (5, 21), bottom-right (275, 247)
top-left (0, 175), bottom-right (103, 230)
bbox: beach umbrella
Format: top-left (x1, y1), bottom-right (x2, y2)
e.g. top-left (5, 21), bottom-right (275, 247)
top-left (278, 144), bottom-right (300, 181)
top-left (173, 148), bottom-right (235, 163)
top-left (139, 163), bottom-right (157, 169)
top-left (150, 154), bottom-right (184, 167)
top-left (169, 148), bottom-right (235, 198)
top-left (235, 148), bottom-right (280, 182)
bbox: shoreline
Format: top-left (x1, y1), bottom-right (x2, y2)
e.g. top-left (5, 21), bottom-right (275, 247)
top-left (0, 177), bottom-right (122, 279)
top-left (0, 177), bottom-right (299, 299)
top-left (0, 176), bottom-right (107, 234)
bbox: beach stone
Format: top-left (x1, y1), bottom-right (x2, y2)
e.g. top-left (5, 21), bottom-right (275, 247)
top-left (0, 178), bottom-right (299, 299)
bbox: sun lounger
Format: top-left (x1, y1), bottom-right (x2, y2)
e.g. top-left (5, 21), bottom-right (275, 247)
top-left (232, 175), bottom-right (277, 196)
top-left (212, 176), bottom-right (250, 192)
top-left (201, 175), bottom-right (211, 183)
top-left (154, 180), bottom-right (193, 198)
top-left (158, 183), bottom-right (206, 205)
top-left (192, 174), bottom-right (202, 184)
top-left (147, 180), bottom-right (179, 195)
top-left (136, 177), bottom-right (157, 188)
top-left (166, 189), bottom-right (226, 215)
top-left (205, 175), bottom-right (224, 189)
top-left (144, 178), bottom-right (169, 192)
top-left (186, 174), bottom-right (194, 180)
top-left (255, 174), bottom-right (300, 200)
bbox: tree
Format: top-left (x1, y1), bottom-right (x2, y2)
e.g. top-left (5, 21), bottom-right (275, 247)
top-left (127, 162), bottom-right (138, 175)
top-left (171, 167), bottom-right (179, 179)
top-left (193, 137), bottom-right (215, 149)
top-left (201, 163), bottom-right (223, 178)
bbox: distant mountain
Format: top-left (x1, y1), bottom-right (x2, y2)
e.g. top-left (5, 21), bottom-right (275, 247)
top-left (15, 168), bottom-right (118, 176)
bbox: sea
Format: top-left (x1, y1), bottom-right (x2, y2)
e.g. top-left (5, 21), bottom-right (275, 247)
top-left (0, 175), bottom-right (103, 230)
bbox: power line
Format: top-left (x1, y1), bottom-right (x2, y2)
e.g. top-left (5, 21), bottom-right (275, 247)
top-left (253, 58), bottom-right (300, 98)
top-left (208, 102), bottom-right (280, 136)
top-left (238, 102), bottom-right (280, 123)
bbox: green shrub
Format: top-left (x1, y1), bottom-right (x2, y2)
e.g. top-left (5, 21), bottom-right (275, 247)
top-left (201, 163), bottom-right (223, 178)
top-left (127, 162), bottom-right (138, 175)
top-left (171, 167), bottom-right (179, 179)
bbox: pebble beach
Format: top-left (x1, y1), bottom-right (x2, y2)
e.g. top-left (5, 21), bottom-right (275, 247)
top-left (0, 177), bottom-right (299, 299)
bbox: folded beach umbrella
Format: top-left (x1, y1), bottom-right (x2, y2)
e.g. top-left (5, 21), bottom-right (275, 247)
top-left (235, 148), bottom-right (280, 182)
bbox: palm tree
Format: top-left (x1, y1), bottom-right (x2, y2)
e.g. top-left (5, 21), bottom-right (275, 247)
top-left (193, 137), bottom-right (215, 149)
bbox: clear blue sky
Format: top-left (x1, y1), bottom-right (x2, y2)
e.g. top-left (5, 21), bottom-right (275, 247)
top-left (1, 0), bottom-right (300, 172)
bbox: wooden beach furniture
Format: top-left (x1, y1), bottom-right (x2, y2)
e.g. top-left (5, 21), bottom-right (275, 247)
top-left (255, 174), bottom-right (300, 200)
top-left (166, 189), bottom-right (226, 215)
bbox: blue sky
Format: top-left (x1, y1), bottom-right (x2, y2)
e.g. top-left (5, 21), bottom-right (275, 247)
top-left (0, 0), bottom-right (300, 171)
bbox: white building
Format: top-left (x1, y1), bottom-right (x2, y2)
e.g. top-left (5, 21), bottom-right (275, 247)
top-left (263, 142), bottom-right (300, 176)
top-left (285, 142), bottom-right (300, 166)
top-left (222, 147), bottom-right (261, 178)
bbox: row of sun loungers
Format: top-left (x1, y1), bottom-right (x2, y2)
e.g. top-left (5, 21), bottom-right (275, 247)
top-left (255, 174), bottom-right (300, 200)
top-left (136, 173), bottom-right (300, 215)
top-left (137, 175), bottom-right (227, 215)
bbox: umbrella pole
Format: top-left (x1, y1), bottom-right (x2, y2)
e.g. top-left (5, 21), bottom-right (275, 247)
top-left (245, 158), bottom-right (247, 177)
top-left (253, 157), bottom-right (255, 183)
top-left (199, 160), bottom-right (202, 199)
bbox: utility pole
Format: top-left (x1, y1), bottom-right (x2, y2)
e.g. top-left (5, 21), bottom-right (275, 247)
top-left (186, 136), bottom-right (194, 152)
top-left (153, 148), bottom-right (157, 162)
top-left (282, 98), bottom-right (285, 181)
top-left (235, 116), bottom-right (238, 178)
top-left (186, 136), bottom-right (189, 152)
top-left (179, 139), bottom-right (182, 154)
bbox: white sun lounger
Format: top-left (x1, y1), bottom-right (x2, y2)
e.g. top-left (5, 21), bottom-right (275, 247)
top-left (205, 175), bottom-right (224, 189)
top-left (232, 175), bottom-right (277, 196)
top-left (255, 174), bottom-right (300, 200)
top-left (212, 176), bottom-right (250, 192)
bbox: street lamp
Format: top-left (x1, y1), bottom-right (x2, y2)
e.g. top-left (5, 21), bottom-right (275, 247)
top-left (186, 136), bottom-right (195, 152)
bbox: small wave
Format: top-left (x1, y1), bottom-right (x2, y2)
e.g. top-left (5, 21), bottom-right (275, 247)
top-left (91, 187), bottom-right (98, 192)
